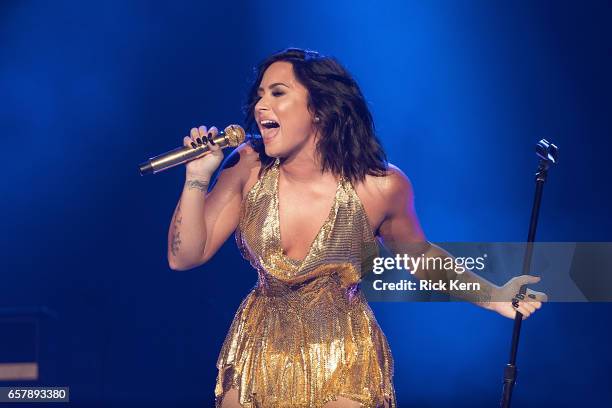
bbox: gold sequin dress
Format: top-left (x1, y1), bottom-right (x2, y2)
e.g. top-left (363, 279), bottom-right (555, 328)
top-left (215, 159), bottom-right (396, 407)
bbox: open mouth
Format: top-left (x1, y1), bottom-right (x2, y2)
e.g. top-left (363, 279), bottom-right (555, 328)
top-left (261, 119), bottom-right (280, 129)
top-left (260, 120), bottom-right (280, 141)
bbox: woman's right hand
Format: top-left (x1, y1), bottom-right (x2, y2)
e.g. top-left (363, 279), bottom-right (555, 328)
top-left (183, 125), bottom-right (224, 179)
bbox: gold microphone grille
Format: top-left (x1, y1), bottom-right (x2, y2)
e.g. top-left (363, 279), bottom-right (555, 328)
top-left (224, 125), bottom-right (246, 147)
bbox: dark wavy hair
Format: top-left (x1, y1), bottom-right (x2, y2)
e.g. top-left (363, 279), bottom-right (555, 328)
top-left (243, 48), bottom-right (388, 184)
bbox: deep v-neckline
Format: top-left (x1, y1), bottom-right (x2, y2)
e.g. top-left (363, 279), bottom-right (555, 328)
top-left (273, 160), bottom-right (343, 266)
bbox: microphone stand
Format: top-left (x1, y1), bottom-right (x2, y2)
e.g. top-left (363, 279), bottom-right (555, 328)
top-left (500, 139), bottom-right (558, 408)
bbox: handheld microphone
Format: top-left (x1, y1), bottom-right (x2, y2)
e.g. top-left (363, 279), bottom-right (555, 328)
top-left (138, 125), bottom-right (246, 175)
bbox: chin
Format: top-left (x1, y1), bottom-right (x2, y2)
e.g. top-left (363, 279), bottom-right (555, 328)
top-left (263, 144), bottom-right (282, 158)
top-left (263, 139), bottom-right (291, 159)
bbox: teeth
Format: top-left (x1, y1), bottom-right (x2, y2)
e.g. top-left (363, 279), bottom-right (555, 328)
top-left (260, 119), bottom-right (279, 129)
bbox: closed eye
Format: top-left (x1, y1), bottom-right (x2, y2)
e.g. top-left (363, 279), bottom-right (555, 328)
top-left (253, 90), bottom-right (284, 101)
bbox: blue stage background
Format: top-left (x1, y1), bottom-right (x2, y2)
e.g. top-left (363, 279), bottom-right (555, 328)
top-left (1, 1), bottom-right (611, 406)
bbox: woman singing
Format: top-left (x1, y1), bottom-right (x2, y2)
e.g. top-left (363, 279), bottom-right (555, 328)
top-left (167, 48), bottom-right (545, 408)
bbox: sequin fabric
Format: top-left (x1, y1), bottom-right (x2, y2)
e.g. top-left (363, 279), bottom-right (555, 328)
top-left (215, 159), bottom-right (396, 407)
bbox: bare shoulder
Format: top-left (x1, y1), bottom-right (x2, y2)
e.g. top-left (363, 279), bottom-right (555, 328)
top-left (355, 163), bottom-right (415, 233)
top-left (362, 163), bottom-right (415, 201)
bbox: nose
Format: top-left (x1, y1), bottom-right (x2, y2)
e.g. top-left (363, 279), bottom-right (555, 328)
top-left (254, 96), bottom-right (269, 114)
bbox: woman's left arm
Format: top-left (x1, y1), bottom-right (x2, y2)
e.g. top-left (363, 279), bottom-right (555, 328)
top-left (376, 165), bottom-right (547, 320)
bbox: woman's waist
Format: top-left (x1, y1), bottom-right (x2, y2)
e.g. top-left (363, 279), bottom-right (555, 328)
top-left (255, 270), bottom-right (361, 300)
top-left (258, 262), bottom-right (362, 288)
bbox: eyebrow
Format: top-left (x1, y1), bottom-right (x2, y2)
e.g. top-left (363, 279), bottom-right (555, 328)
top-left (257, 82), bottom-right (289, 92)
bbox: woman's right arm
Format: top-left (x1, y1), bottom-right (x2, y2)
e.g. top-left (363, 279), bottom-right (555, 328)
top-left (167, 125), bottom-right (258, 271)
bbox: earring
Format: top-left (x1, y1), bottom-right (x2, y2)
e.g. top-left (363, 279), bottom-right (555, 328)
top-left (314, 116), bottom-right (321, 123)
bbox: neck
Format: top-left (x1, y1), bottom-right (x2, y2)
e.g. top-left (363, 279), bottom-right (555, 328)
top-left (278, 133), bottom-right (329, 184)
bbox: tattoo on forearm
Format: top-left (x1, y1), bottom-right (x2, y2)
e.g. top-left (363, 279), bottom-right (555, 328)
top-left (171, 231), bottom-right (182, 256)
top-left (186, 178), bottom-right (209, 193)
top-left (171, 203), bottom-right (182, 256)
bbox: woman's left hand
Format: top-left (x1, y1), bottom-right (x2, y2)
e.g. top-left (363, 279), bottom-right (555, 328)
top-left (489, 275), bottom-right (548, 319)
